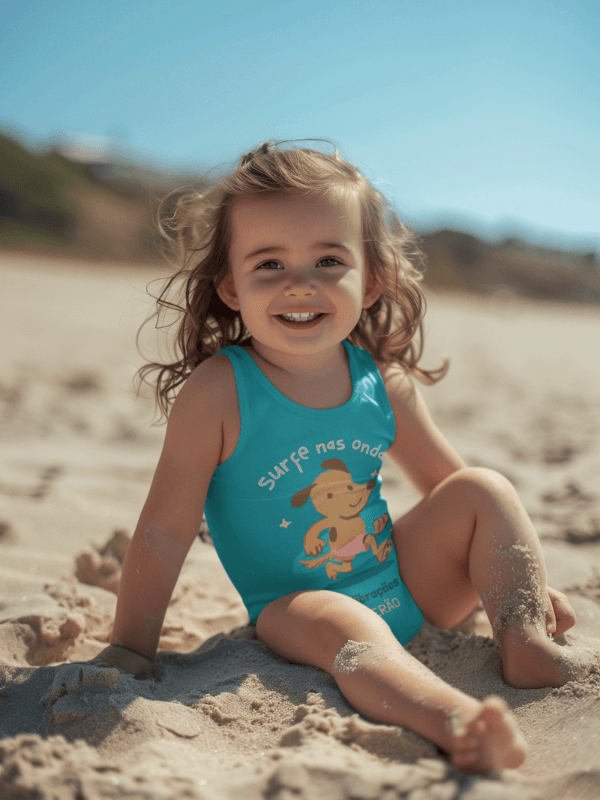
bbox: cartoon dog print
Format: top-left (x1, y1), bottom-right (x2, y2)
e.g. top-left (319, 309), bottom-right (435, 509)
top-left (291, 458), bottom-right (392, 580)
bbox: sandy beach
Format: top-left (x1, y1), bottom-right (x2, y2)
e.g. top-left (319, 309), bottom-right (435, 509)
top-left (1, 252), bottom-right (599, 800)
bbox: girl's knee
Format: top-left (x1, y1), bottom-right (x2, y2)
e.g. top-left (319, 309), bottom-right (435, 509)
top-left (259, 589), bottom-right (351, 625)
top-left (289, 590), bottom-right (374, 636)
top-left (257, 589), bottom-right (350, 645)
top-left (308, 592), bottom-right (398, 661)
top-left (442, 467), bottom-right (517, 504)
top-left (257, 590), bottom-right (390, 671)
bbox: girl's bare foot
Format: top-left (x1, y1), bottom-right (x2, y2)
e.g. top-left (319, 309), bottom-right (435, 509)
top-left (500, 624), bottom-right (590, 689)
top-left (451, 696), bottom-right (527, 773)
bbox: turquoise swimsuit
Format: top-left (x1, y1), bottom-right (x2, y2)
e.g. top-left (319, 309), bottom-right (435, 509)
top-left (204, 341), bottom-right (423, 645)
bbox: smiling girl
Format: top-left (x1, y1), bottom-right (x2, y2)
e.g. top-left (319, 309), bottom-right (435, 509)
top-left (91, 140), bottom-right (588, 772)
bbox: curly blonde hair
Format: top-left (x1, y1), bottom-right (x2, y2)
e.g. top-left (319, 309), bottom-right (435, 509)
top-left (138, 139), bottom-right (447, 418)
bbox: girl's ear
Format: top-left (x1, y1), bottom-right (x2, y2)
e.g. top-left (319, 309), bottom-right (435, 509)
top-left (362, 267), bottom-right (382, 309)
top-left (216, 271), bottom-right (240, 310)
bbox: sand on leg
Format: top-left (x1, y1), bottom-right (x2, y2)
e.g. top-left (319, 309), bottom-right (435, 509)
top-left (256, 589), bottom-right (527, 772)
top-left (391, 466), bottom-right (588, 689)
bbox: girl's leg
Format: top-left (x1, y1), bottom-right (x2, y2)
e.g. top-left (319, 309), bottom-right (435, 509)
top-left (257, 589), bottom-right (526, 772)
top-left (392, 467), bottom-right (584, 688)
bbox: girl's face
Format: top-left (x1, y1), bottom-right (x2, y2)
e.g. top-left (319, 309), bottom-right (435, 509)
top-left (218, 191), bottom-right (380, 365)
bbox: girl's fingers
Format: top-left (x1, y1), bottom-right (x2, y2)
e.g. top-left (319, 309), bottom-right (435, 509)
top-left (545, 594), bottom-right (557, 635)
top-left (551, 591), bottom-right (577, 636)
top-left (88, 657), bottom-right (114, 668)
top-left (90, 645), bottom-right (153, 678)
top-left (546, 586), bottom-right (577, 636)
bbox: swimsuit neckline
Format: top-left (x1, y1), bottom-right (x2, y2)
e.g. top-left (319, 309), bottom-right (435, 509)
top-left (229, 340), bottom-right (360, 416)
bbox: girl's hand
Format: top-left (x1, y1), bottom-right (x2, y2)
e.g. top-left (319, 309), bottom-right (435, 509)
top-left (89, 644), bottom-right (153, 679)
top-left (545, 586), bottom-right (577, 638)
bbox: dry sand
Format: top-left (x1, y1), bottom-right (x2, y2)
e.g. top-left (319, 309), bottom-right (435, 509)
top-left (1, 253), bottom-right (599, 800)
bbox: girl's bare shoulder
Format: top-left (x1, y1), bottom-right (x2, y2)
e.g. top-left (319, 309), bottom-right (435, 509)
top-left (375, 360), bottom-right (416, 405)
top-left (186, 352), bottom-right (236, 391)
top-left (170, 352), bottom-right (238, 420)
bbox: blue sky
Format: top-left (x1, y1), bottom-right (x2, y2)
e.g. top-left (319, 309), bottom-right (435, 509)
top-left (2, 0), bottom-right (599, 249)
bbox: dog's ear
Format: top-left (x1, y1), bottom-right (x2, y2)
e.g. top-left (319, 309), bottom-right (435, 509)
top-left (321, 458), bottom-right (349, 473)
top-left (291, 484), bottom-right (315, 508)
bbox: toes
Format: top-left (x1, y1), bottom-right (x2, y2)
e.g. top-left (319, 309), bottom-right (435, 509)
top-left (480, 696), bottom-right (511, 730)
top-left (457, 734), bottom-right (479, 750)
top-left (453, 751), bottom-right (478, 769)
top-left (452, 697), bottom-right (527, 773)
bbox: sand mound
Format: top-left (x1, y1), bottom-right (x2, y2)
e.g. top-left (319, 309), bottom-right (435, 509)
top-left (74, 528), bottom-right (131, 594)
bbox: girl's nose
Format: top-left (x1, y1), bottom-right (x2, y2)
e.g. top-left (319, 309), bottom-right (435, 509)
top-left (283, 277), bottom-right (317, 298)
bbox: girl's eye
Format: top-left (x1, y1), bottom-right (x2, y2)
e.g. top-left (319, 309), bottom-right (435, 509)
top-left (256, 260), bottom-right (283, 270)
top-left (318, 257), bottom-right (341, 267)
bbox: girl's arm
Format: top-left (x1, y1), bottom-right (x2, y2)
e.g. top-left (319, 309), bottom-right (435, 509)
top-left (378, 363), bottom-right (466, 496)
top-left (94, 357), bottom-right (234, 674)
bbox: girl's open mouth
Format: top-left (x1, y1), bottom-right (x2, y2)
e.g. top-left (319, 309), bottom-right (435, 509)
top-left (276, 312), bottom-right (325, 327)
top-left (278, 312), bottom-right (323, 323)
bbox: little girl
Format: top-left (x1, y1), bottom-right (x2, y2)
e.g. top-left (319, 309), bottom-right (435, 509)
top-left (93, 140), bottom-right (583, 772)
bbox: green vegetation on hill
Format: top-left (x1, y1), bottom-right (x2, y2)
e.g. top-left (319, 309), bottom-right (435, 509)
top-left (1, 132), bottom-right (598, 301)
top-left (0, 133), bottom-right (168, 261)
top-left (0, 135), bottom-right (81, 247)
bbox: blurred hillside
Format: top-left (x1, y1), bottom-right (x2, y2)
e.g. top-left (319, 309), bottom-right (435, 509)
top-left (1, 131), bottom-right (599, 302)
top-left (0, 132), bottom-right (195, 263)
top-left (422, 228), bottom-right (600, 302)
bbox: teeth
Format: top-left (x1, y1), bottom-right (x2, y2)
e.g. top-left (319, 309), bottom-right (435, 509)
top-left (280, 312), bottom-right (320, 322)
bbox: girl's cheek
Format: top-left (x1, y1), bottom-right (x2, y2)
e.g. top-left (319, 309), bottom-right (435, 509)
top-left (336, 272), bottom-right (366, 293)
